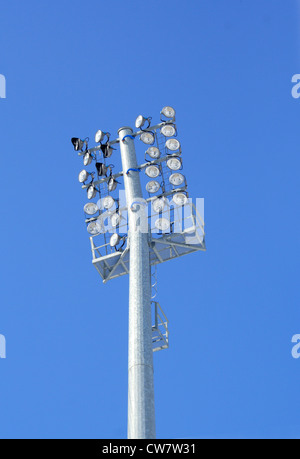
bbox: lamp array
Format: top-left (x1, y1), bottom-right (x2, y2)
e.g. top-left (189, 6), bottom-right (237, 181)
top-left (72, 105), bottom-right (188, 244)
top-left (135, 106), bottom-right (188, 234)
top-left (71, 128), bottom-right (124, 249)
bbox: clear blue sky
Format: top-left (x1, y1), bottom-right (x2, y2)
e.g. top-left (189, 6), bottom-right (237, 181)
top-left (1, 0), bottom-right (300, 439)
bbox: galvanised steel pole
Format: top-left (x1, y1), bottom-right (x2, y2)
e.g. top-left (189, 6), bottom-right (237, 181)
top-left (118, 127), bottom-right (156, 440)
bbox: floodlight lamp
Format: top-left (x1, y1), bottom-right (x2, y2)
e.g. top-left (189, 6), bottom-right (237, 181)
top-left (135, 115), bottom-right (145, 129)
top-left (152, 197), bottom-right (167, 213)
top-left (173, 192), bottom-right (188, 206)
top-left (87, 184), bottom-right (97, 200)
top-left (160, 124), bottom-right (176, 137)
top-left (161, 106), bottom-right (176, 119)
top-left (146, 180), bottom-right (160, 194)
top-left (155, 218), bottom-right (170, 232)
top-left (108, 177), bottom-right (118, 192)
top-left (140, 132), bottom-right (155, 145)
top-left (165, 138), bottom-right (180, 152)
top-left (145, 165), bottom-right (160, 178)
top-left (110, 233), bottom-right (121, 248)
top-left (84, 202), bottom-right (99, 215)
top-left (135, 114), bottom-right (152, 130)
top-left (102, 196), bottom-right (115, 210)
top-left (146, 147), bottom-right (160, 159)
top-left (167, 156), bottom-right (182, 171)
top-left (71, 137), bottom-right (88, 152)
top-left (101, 143), bottom-right (114, 158)
top-left (95, 130), bottom-right (110, 143)
top-left (111, 212), bottom-right (121, 228)
top-left (96, 162), bottom-right (108, 177)
top-left (87, 220), bottom-right (102, 235)
top-left (78, 169), bottom-right (91, 183)
top-left (169, 173), bottom-right (185, 186)
top-left (84, 152), bottom-right (94, 166)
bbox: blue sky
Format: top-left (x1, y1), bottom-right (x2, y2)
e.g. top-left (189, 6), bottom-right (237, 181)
top-left (0, 0), bottom-right (300, 439)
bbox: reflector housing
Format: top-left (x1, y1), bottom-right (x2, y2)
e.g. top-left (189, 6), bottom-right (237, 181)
top-left (140, 132), bottom-right (155, 145)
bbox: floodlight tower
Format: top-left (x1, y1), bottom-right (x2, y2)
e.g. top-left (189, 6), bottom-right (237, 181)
top-left (72, 107), bottom-right (206, 440)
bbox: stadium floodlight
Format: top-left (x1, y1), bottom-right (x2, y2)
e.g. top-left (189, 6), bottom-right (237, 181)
top-left (135, 115), bottom-right (145, 129)
top-left (87, 184), bottom-right (97, 200)
top-left (78, 169), bottom-right (93, 183)
top-left (102, 196), bottom-right (115, 210)
top-left (71, 137), bottom-right (89, 152)
top-left (169, 173), bottom-right (185, 186)
top-left (110, 233), bottom-right (127, 251)
top-left (145, 165), bottom-right (160, 178)
top-left (101, 143), bottom-right (114, 158)
top-left (87, 220), bottom-right (102, 235)
top-left (146, 180), bottom-right (160, 194)
top-left (83, 152), bottom-right (93, 166)
top-left (110, 233), bottom-right (121, 248)
top-left (166, 156), bottom-right (182, 171)
top-left (146, 146), bottom-right (160, 159)
top-left (172, 192), bottom-right (188, 206)
top-left (108, 176), bottom-right (118, 192)
top-left (165, 138), bottom-right (181, 152)
top-left (135, 115), bottom-right (151, 129)
top-left (140, 132), bottom-right (155, 145)
top-left (95, 162), bottom-right (108, 177)
top-left (155, 217), bottom-right (170, 232)
top-left (160, 124), bottom-right (176, 137)
top-left (111, 212), bottom-right (121, 228)
top-left (160, 106), bottom-right (176, 119)
top-left (95, 130), bottom-right (110, 143)
top-left (152, 197), bottom-right (167, 213)
top-left (84, 202), bottom-right (99, 215)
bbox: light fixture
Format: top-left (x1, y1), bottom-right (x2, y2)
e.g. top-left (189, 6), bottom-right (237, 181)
top-left (161, 106), bottom-right (176, 119)
top-left (71, 137), bottom-right (88, 152)
top-left (83, 152), bottom-right (93, 166)
top-left (140, 132), bottom-right (155, 145)
top-left (101, 143), bottom-right (114, 158)
top-left (166, 156), bottom-right (182, 171)
top-left (95, 130), bottom-right (110, 143)
top-left (110, 233), bottom-right (126, 251)
top-left (145, 165), bottom-right (160, 178)
top-left (173, 192), bottom-right (188, 206)
top-left (87, 220), bottom-right (102, 235)
top-left (169, 173), bottom-right (185, 186)
top-left (146, 147), bottom-right (160, 159)
top-left (87, 184), bottom-right (97, 200)
top-left (135, 115), bottom-right (144, 128)
top-left (96, 162), bottom-right (108, 177)
top-left (135, 114), bottom-right (152, 129)
top-left (146, 180), bottom-right (160, 194)
top-left (160, 124), bottom-right (176, 137)
top-left (84, 202), bottom-right (99, 215)
top-left (102, 196), bottom-right (115, 210)
top-left (110, 233), bottom-right (121, 247)
top-left (108, 177), bottom-right (118, 192)
top-left (111, 212), bottom-right (121, 228)
top-left (78, 169), bottom-right (92, 183)
top-left (165, 138), bottom-right (181, 152)
top-left (155, 218), bottom-right (170, 232)
top-left (152, 197), bottom-right (167, 213)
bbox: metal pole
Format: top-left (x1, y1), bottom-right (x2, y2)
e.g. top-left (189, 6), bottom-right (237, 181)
top-left (118, 127), bottom-right (156, 440)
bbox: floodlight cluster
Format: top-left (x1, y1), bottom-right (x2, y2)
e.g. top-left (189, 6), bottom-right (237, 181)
top-left (72, 105), bottom-right (188, 246)
top-left (71, 128), bottom-right (126, 250)
top-left (139, 107), bottom-right (188, 234)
